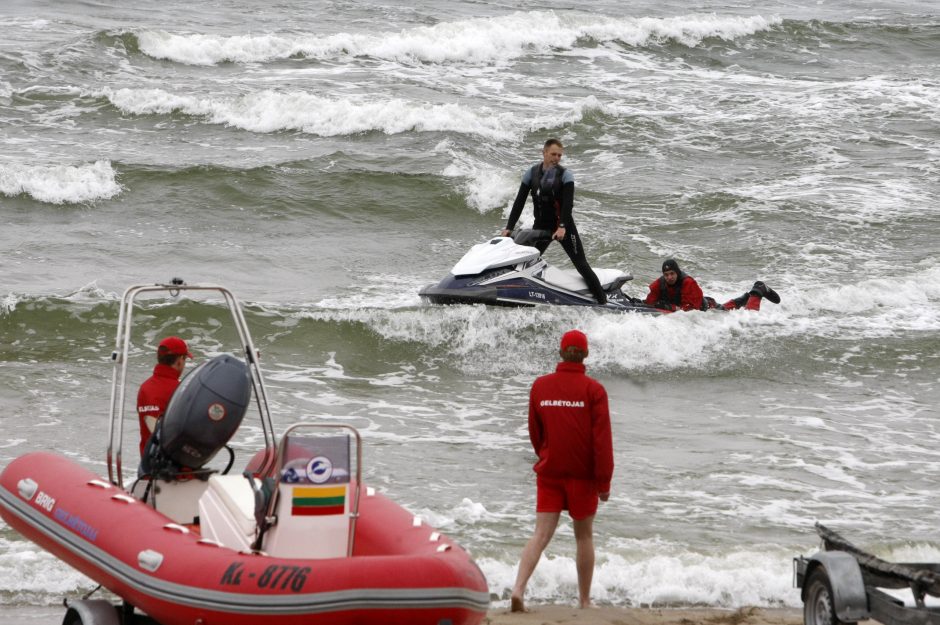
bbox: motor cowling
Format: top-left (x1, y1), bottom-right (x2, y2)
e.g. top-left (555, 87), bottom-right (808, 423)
top-left (157, 353), bottom-right (252, 469)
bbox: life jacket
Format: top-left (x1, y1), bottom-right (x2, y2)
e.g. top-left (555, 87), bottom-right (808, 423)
top-left (528, 163), bottom-right (565, 230)
top-left (656, 273), bottom-right (708, 311)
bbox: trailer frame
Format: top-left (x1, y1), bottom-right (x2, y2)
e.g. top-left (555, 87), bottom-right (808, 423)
top-left (794, 523), bottom-right (940, 625)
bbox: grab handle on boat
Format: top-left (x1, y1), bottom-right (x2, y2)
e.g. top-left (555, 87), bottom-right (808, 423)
top-left (244, 469), bottom-right (270, 532)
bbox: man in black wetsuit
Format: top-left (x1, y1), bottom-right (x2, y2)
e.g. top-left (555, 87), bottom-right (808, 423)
top-left (500, 138), bottom-right (607, 305)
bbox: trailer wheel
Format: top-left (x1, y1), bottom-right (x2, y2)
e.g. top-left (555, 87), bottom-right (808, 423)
top-left (804, 567), bottom-right (854, 625)
top-left (61, 600), bottom-right (121, 625)
top-left (62, 610), bottom-right (88, 625)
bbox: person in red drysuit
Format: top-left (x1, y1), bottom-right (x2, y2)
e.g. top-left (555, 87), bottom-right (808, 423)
top-left (136, 336), bottom-right (192, 456)
top-left (511, 329), bottom-right (613, 613)
top-left (645, 258), bottom-right (781, 312)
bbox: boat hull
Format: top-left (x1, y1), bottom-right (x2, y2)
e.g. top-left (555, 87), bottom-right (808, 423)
top-left (0, 452), bottom-right (488, 625)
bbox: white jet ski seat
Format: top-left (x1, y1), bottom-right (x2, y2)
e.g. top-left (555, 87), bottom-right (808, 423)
top-left (542, 266), bottom-right (631, 292)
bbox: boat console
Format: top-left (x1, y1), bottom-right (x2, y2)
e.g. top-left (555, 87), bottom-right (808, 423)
top-left (200, 424), bottom-right (362, 559)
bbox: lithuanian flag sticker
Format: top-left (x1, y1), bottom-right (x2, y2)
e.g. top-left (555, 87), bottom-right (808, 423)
top-left (291, 485), bottom-right (346, 516)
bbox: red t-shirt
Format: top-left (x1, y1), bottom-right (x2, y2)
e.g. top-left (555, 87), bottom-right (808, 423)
top-left (528, 361), bottom-right (614, 494)
top-left (136, 363), bottom-right (181, 455)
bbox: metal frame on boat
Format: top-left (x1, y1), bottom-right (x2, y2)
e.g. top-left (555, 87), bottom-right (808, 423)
top-left (106, 279), bottom-right (278, 489)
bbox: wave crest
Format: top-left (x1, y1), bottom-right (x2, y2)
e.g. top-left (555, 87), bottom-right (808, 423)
top-left (102, 87), bottom-right (518, 140)
top-left (0, 161), bottom-right (122, 205)
top-left (133, 12), bottom-right (781, 66)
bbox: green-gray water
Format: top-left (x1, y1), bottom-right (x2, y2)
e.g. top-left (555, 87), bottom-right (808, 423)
top-left (1, 0), bottom-right (939, 614)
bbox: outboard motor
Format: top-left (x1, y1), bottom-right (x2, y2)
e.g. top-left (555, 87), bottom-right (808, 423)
top-left (143, 354), bottom-right (252, 479)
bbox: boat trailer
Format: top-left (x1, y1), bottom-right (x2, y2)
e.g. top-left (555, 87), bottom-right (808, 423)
top-left (794, 522), bottom-right (940, 625)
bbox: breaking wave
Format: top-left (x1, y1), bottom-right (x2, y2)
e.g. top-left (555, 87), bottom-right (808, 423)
top-left (0, 161), bottom-right (122, 205)
top-left (132, 12), bottom-right (781, 66)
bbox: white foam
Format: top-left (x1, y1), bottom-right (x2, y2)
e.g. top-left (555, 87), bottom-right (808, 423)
top-left (314, 272), bottom-right (428, 311)
top-left (1, 293), bottom-right (19, 316)
top-left (412, 498), bottom-right (492, 531)
top-left (0, 531), bottom-right (95, 600)
top-left (135, 12), bottom-right (781, 66)
top-left (480, 543), bottom-right (802, 608)
top-left (440, 141), bottom-right (519, 214)
top-left (295, 304), bottom-right (590, 377)
top-left (136, 30), bottom-right (303, 66)
top-left (102, 87), bottom-right (517, 140)
top-left (291, 290), bottom-right (790, 376)
top-left (0, 160), bottom-right (122, 205)
top-left (727, 167), bottom-right (932, 224)
top-left (766, 262), bottom-right (940, 340)
top-left (586, 307), bottom-right (778, 373)
top-left (882, 543), bottom-right (940, 564)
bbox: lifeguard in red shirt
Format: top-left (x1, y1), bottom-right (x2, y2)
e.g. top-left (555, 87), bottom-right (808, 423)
top-left (511, 329), bottom-right (613, 613)
top-left (136, 336), bottom-right (192, 455)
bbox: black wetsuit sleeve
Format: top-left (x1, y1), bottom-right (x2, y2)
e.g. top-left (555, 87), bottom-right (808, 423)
top-left (505, 182), bottom-right (530, 231)
top-left (558, 181), bottom-right (574, 227)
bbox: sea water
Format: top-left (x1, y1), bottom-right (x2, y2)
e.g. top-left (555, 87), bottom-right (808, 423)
top-left (1, 0), bottom-right (939, 614)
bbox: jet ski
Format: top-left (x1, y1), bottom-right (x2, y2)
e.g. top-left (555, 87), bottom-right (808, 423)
top-left (419, 231), bottom-right (661, 313)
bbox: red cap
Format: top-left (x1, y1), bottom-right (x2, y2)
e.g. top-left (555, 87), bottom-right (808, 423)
top-left (158, 336), bottom-right (192, 358)
top-left (560, 330), bottom-right (588, 352)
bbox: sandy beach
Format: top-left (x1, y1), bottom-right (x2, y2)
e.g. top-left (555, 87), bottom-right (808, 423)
top-left (485, 605), bottom-right (808, 625)
top-left (3, 605), bottom-right (811, 625)
top-left (3, 606), bottom-right (65, 625)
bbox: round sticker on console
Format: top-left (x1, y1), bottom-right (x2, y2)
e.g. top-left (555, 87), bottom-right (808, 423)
top-left (306, 456), bottom-right (333, 484)
top-left (207, 403), bottom-right (226, 422)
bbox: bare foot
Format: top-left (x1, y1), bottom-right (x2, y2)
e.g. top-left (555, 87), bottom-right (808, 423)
top-left (510, 595), bottom-right (527, 613)
top-left (579, 600), bottom-right (596, 609)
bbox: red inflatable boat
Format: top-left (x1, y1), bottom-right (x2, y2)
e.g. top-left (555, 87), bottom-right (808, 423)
top-left (0, 282), bottom-right (489, 625)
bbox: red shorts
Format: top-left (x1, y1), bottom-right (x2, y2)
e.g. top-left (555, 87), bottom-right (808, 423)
top-left (536, 475), bottom-right (598, 520)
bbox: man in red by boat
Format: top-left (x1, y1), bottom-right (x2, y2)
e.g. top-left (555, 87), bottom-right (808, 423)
top-left (645, 258), bottom-right (781, 312)
top-left (136, 336), bottom-right (192, 455)
top-left (511, 329), bottom-right (614, 613)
